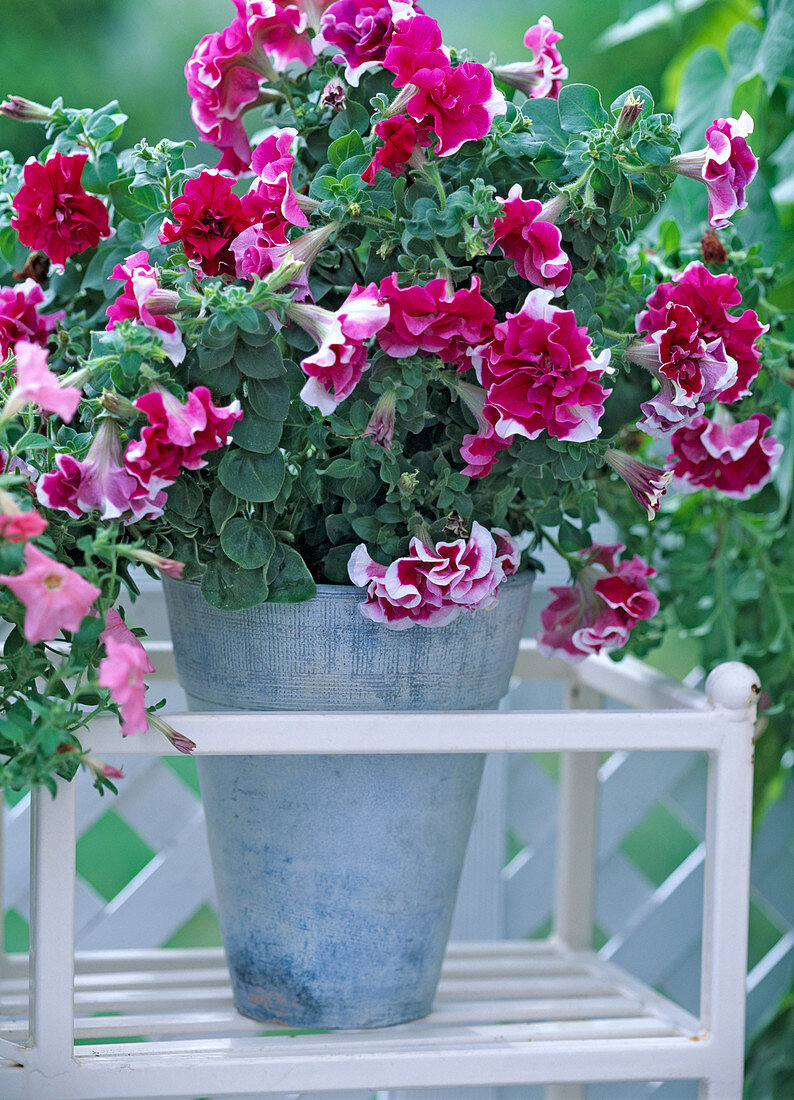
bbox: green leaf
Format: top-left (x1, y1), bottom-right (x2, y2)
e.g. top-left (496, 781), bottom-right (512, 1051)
top-left (81, 150), bottom-right (119, 194)
top-left (246, 377), bottom-right (291, 420)
top-left (234, 341), bottom-right (284, 379)
top-left (267, 544), bottom-right (316, 603)
top-left (757, 1), bottom-right (794, 93)
top-left (231, 401), bottom-right (283, 454)
top-left (220, 517), bottom-right (276, 570)
top-left (328, 131), bottom-right (366, 168)
top-left (557, 84), bottom-right (609, 133)
top-left (328, 102), bottom-right (371, 139)
top-left (200, 556), bottom-right (269, 611)
top-left (320, 457), bottom-right (361, 478)
top-left (108, 177), bottom-right (163, 223)
top-left (166, 476), bottom-right (202, 519)
top-left (521, 98), bottom-right (566, 146)
top-left (209, 485), bottom-right (237, 534)
top-left (218, 447), bottom-right (285, 502)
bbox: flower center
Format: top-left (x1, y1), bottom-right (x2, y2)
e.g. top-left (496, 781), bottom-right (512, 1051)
top-left (44, 572), bottom-right (62, 590)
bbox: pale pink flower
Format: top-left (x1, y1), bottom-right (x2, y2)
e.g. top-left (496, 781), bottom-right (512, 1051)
top-left (105, 250), bottom-right (185, 365)
top-left (362, 389), bottom-right (397, 451)
top-left (1, 340), bottom-right (81, 424)
top-left (0, 488), bottom-right (48, 542)
top-left (232, 221), bottom-right (335, 292)
top-left (101, 608), bottom-right (156, 673)
top-left (0, 543), bottom-right (100, 644)
top-left (604, 449), bottom-right (673, 519)
top-left (668, 112), bottom-right (758, 229)
top-left (37, 418), bottom-right (141, 520)
top-left (98, 636), bottom-right (151, 737)
top-left (537, 543), bottom-right (658, 662)
top-left (288, 284), bottom-right (390, 413)
top-left (124, 547), bottom-right (185, 579)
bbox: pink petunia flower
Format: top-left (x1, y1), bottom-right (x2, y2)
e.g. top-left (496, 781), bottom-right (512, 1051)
top-left (668, 112), bottom-right (758, 229)
top-left (124, 547), bottom-right (186, 579)
top-left (159, 171), bottom-right (252, 278)
top-left (101, 608), bottom-right (156, 673)
top-left (98, 636), bottom-right (151, 737)
top-left (377, 274), bottom-right (496, 368)
top-left (124, 386), bottom-right (243, 499)
top-left (0, 279), bottom-right (63, 359)
top-left (288, 284), bottom-right (390, 413)
top-left (0, 543), bottom-right (101, 644)
top-left (186, 0), bottom-right (314, 175)
top-left (493, 15), bottom-right (568, 100)
top-left (105, 251), bottom-right (185, 365)
top-left (491, 186), bottom-right (571, 293)
top-left (11, 152), bottom-right (111, 270)
top-left (666, 410), bottom-right (782, 500)
top-left (0, 488), bottom-right (48, 542)
top-left (314, 0), bottom-right (422, 86)
top-left (232, 219), bottom-right (335, 292)
top-left (361, 115), bottom-right (435, 184)
top-left (636, 261), bottom-right (766, 405)
top-left (453, 380), bottom-right (512, 479)
top-left (242, 128), bottom-right (309, 232)
top-left (37, 418), bottom-right (141, 521)
top-left (604, 449), bottom-right (673, 519)
top-left (470, 288), bottom-right (612, 444)
top-left (537, 543), bottom-right (658, 662)
top-left (401, 61), bottom-right (507, 158)
top-left (348, 520), bottom-right (515, 629)
top-left (0, 340), bottom-right (81, 425)
top-left (382, 12), bottom-right (449, 88)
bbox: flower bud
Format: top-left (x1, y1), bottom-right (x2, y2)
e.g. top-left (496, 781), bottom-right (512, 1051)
top-left (362, 390), bottom-right (397, 452)
top-left (0, 95), bottom-right (53, 123)
top-left (615, 92), bottom-right (645, 139)
top-left (320, 77), bottom-right (347, 111)
top-left (98, 390), bottom-right (141, 419)
top-left (700, 230), bottom-right (728, 266)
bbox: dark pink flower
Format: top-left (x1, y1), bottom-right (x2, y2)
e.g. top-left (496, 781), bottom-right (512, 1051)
top-left (668, 112), bottom-right (757, 229)
top-left (314, 0), bottom-right (423, 86)
top-left (186, 0), bottom-right (314, 174)
top-left (666, 411), bottom-right (782, 500)
top-left (124, 386), bottom-right (243, 496)
top-left (348, 520), bottom-right (512, 629)
top-left (493, 528), bottom-right (521, 575)
top-left (377, 274), bottom-right (495, 368)
top-left (37, 419), bottom-right (141, 521)
top-left (382, 12), bottom-right (448, 89)
top-left (604, 449), bottom-right (673, 519)
top-left (0, 543), bottom-right (100, 644)
top-left (537, 543), bottom-right (658, 662)
top-left (491, 186), bottom-right (571, 293)
top-left (470, 288), bottom-right (611, 444)
top-left (159, 172), bottom-right (251, 278)
top-left (493, 15), bottom-right (567, 99)
top-left (288, 284), bottom-right (389, 413)
top-left (402, 60), bottom-right (506, 157)
top-left (98, 636), bottom-right (151, 736)
top-left (105, 250), bottom-right (185, 365)
top-left (455, 384), bottom-right (512, 478)
top-left (636, 262), bottom-right (766, 405)
top-left (11, 152), bottom-right (111, 270)
top-left (361, 115), bottom-right (434, 184)
top-left (0, 279), bottom-right (63, 359)
top-left (1, 341), bottom-right (81, 425)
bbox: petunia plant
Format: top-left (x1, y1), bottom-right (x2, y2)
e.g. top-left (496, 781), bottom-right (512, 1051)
top-left (0, 1), bottom-right (786, 794)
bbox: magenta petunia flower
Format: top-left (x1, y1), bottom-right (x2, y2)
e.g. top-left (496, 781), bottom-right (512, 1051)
top-left (37, 419), bottom-right (141, 521)
top-left (537, 543), bottom-right (658, 662)
top-left (124, 386), bottom-right (243, 498)
top-left (159, 171), bottom-right (252, 278)
top-left (493, 15), bottom-right (568, 100)
top-left (666, 411), bottom-right (782, 500)
top-left (382, 12), bottom-right (448, 89)
top-left (361, 115), bottom-right (434, 184)
top-left (288, 284), bottom-right (390, 413)
top-left (186, 0), bottom-right (314, 174)
top-left (0, 341), bottom-right (82, 425)
top-left (242, 128), bottom-right (309, 232)
top-left (636, 261), bottom-right (766, 405)
top-left (491, 186), bottom-right (571, 293)
top-left (314, 0), bottom-right (423, 86)
top-left (377, 274), bottom-right (496, 368)
top-left (105, 250), bottom-right (185, 365)
top-left (98, 636), bottom-right (151, 736)
top-left (453, 381), bottom-right (512, 479)
top-left (604, 449), bottom-right (673, 519)
top-left (232, 221), bottom-right (334, 293)
top-left (470, 288), bottom-right (611, 444)
top-left (0, 279), bottom-right (63, 359)
top-left (401, 60), bottom-right (507, 157)
top-left (11, 153), bottom-right (111, 270)
top-left (0, 543), bottom-right (101, 644)
top-left (348, 520), bottom-right (515, 629)
top-left (668, 112), bottom-right (757, 229)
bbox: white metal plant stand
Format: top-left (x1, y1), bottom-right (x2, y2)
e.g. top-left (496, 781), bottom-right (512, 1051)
top-left (0, 642), bottom-right (758, 1100)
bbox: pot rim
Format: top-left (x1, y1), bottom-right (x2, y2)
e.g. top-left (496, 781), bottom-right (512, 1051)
top-left (165, 569), bottom-right (535, 598)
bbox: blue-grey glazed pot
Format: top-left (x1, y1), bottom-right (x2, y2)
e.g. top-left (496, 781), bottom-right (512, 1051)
top-left (162, 573), bottom-right (532, 1029)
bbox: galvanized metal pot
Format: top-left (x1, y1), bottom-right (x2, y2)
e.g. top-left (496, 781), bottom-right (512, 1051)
top-left (162, 574), bottom-right (533, 1029)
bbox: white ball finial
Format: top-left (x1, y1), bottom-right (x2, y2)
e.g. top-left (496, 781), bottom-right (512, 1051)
top-left (706, 662), bottom-right (761, 713)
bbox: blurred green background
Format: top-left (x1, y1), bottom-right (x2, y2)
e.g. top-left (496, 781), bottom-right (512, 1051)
top-left (0, 0), bottom-right (755, 167)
